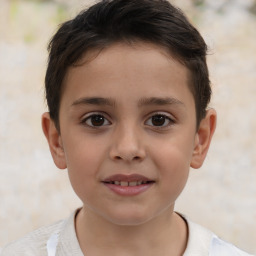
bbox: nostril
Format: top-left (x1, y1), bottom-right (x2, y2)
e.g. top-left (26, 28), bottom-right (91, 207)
top-left (113, 155), bottom-right (141, 161)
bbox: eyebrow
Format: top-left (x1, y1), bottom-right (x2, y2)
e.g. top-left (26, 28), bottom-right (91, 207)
top-left (71, 97), bottom-right (116, 107)
top-left (138, 97), bottom-right (185, 107)
top-left (71, 96), bottom-right (185, 108)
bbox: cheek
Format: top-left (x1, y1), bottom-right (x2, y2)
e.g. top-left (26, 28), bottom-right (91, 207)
top-left (158, 148), bottom-right (190, 185)
top-left (63, 136), bottom-right (106, 197)
top-left (151, 137), bottom-right (194, 196)
top-left (64, 133), bottom-right (106, 169)
top-left (152, 133), bottom-right (194, 170)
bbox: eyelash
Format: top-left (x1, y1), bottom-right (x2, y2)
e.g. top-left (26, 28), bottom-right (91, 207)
top-left (145, 112), bottom-right (175, 128)
top-left (81, 112), bottom-right (111, 128)
top-left (81, 112), bottom-right (175, 128)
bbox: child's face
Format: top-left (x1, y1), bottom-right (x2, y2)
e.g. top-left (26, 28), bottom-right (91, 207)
top-left (44, 42), bottom-right (214, 225)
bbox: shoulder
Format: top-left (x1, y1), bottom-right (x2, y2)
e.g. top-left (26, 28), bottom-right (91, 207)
top-left (183, 216), bottom-right (214, 255)
top-left (182, 215), bottom-right (253, 256)
top-left (0, 220), bottom-right (64, 256)
top-left (209, 235), bottom-right (254, 256)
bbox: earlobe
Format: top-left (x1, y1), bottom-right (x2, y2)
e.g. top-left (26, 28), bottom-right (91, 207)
top-left (190, 108), bottom-right (217, 169)
top-left (41, 112), bottom-right (67, 169)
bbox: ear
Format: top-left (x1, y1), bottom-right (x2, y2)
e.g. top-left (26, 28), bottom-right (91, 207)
top-left (42, 112), bottom-right (67, 169)
top-left (190, 108), bottom-right (217, 169)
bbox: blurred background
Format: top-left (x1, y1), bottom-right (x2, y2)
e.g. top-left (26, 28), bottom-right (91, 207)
top-left (0, 0), bottom-right (256, 254)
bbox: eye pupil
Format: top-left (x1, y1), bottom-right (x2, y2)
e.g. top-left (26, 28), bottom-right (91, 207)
top-left (152, 115), bottom-right (165, 126)
top-left (91, 115), bottom-right (105, 126)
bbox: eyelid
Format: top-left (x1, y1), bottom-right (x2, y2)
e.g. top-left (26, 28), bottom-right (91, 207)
top-left (144, 111), bottom-right (175, 127)
top-left (145, 111), bottom-right (175, 120)
top-left (80, 111), bottom-right (112, 127)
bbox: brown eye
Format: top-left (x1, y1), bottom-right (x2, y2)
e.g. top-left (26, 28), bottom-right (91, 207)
top-left (145, 114), bottom-right (174, 127)
top-left (91, 115), bottom-right (105, 126)
top-left (84, 114), bottom-right (110, 127)
top-left (152, 115), bottom-right (166, 126)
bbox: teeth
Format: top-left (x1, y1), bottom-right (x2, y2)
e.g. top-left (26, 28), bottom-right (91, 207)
top-left (129, 181), bottom-right (137, 187)
top-left (111, 181), bottom-right (148, 186)
top-left (120, 181), bottom-right (129, 186)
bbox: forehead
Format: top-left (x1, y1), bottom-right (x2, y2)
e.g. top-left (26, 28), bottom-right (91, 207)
top-left (79, 42), bottom-right (186, 75)
top-left (61, 42), bottom-right (193, 107)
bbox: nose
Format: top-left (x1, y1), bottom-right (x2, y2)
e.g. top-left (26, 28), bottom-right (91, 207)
top-left (109, 124), bottom-right (146, 163)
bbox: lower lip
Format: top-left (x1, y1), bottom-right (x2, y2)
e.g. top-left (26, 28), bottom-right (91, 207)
top-left (103, 183), bottom-right (154, 196)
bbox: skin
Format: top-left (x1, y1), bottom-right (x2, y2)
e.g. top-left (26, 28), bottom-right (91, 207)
top-left (42, 42), bottom-right (216, 256)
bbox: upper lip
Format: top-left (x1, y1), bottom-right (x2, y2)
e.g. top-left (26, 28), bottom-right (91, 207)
top-left (103, 174), bottom-right (153, 183)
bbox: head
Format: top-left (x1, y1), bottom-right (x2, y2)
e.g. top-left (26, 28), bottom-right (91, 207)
top-left (45, 0), bottom-right (211, 131)
top-left (42, 0), bottom-right (216, 226)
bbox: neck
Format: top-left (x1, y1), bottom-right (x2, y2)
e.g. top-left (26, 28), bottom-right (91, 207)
top-left (75, 207), bottom-right (188, 256)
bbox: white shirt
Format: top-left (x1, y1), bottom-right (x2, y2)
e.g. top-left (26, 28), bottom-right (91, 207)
top-left (1, 210), bottom-right (253, 256)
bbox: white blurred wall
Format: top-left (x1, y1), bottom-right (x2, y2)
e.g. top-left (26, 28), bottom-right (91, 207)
top-left (0, 0), bottom-right (255, 254)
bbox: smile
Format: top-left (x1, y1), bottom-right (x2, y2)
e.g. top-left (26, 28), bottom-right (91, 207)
top-left (102, 174), bottom-right (155, 196)
top-left (104, 180), bottom-right (153, 186)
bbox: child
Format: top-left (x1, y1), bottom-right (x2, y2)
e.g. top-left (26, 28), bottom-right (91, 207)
top-left (1, 0), bottom-right (253, 255)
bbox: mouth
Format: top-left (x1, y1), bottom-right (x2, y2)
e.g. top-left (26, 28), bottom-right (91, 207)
top-left (102, 173), bottom-right (155, 185)
top-left (102, 174), bottom-right (155, 196)
top-left (103, 180), bottom-right (154, 186)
